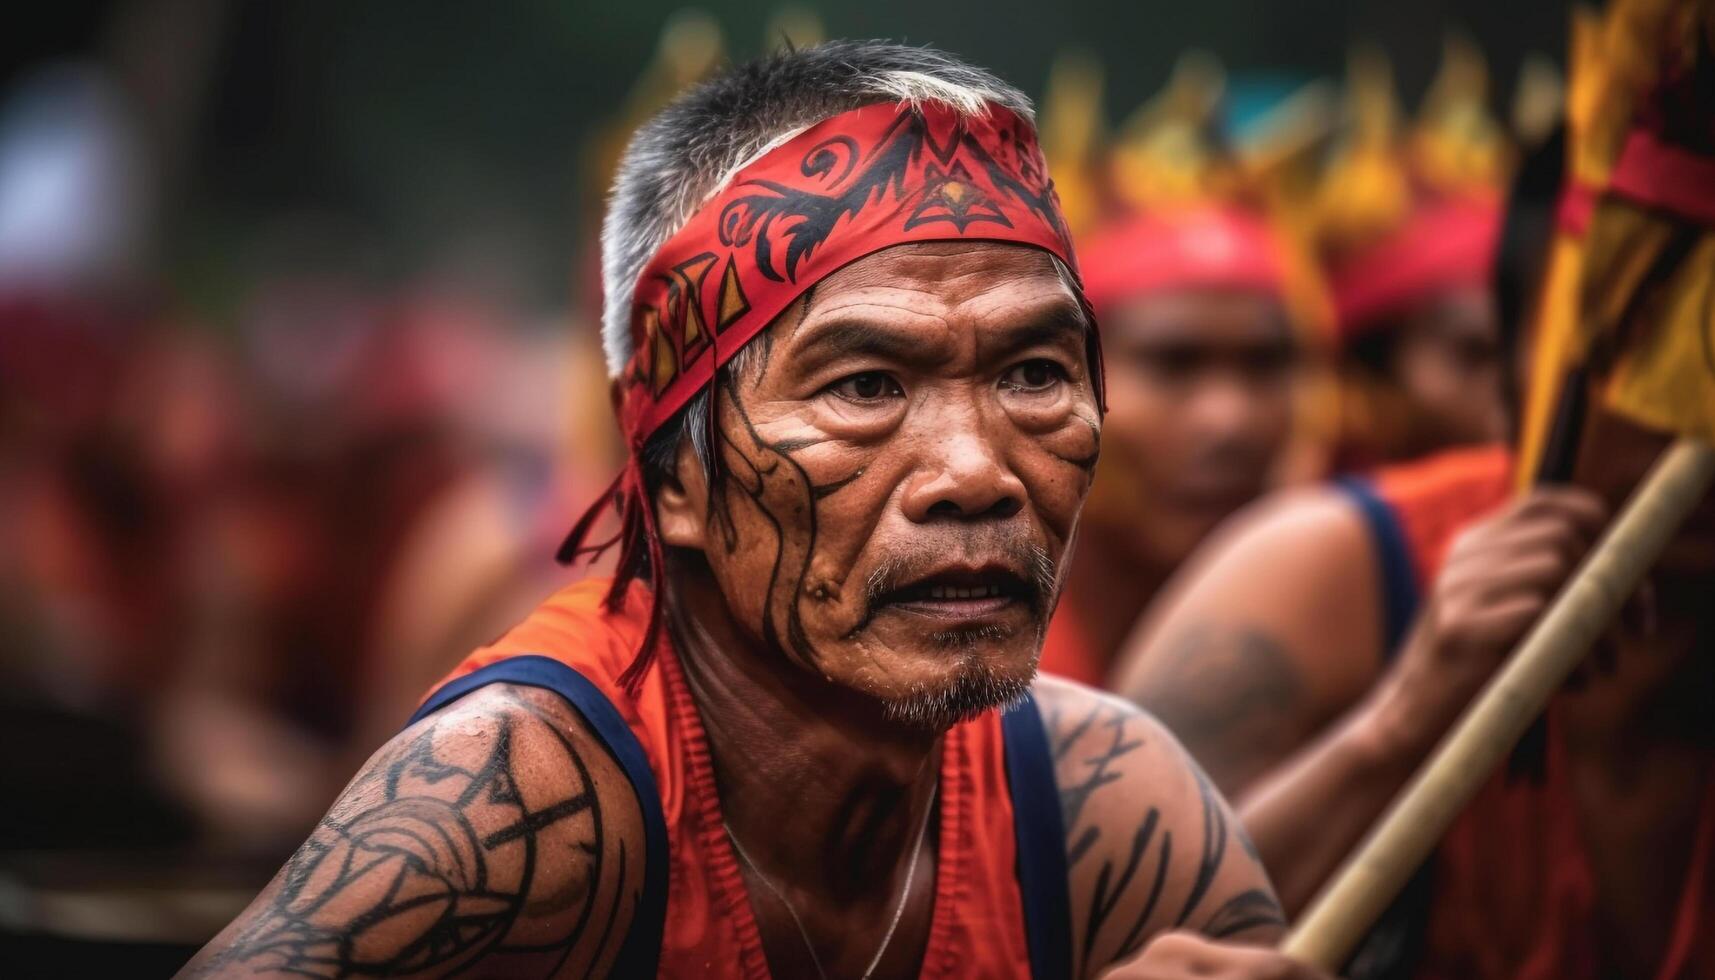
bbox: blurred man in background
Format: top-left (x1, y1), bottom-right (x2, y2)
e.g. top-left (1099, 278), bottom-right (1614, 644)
top-left (1034, 60), bottom-right (1305, 687)
top-left (1042, 205), bottom-right (1300, 686)
top-left (1314, 43), bottom-right (1510, 473)
top-left (1118, 2), bottom-right (1715, 974)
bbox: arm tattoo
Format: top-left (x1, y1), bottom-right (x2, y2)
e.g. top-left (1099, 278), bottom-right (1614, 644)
top-left (1052, 701), bottom-right (1286, 974)
top-left (1203, 889), bottom-right (1288, 939)
top-left (1135, 624), bottom-right (1304, 790)
top-left (1052, 703), bottom-right (1167, 969)
top-left (1174, 764), bottom-right (1227, 925)
top-left (192, 689), bottom-right (630, 978)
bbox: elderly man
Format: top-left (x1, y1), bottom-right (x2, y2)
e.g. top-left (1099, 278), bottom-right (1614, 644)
top-left (182, 42), bottom-right (1321, 980)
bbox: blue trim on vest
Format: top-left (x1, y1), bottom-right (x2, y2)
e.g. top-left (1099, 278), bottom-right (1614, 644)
top-left (1003, 692), bottom-right (1073, 979)
top-left (1334, 477), bottom-right (1419, 660)
top-left (408, 655), bottom-right (667, 978)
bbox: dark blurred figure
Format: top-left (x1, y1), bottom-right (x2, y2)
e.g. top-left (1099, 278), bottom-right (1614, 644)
top-left (0, 42), bottom-right (613, 976)
top-left (1117, 3), bottom-right (1715, 974)
top-left (1316, 43), bottom-right (1510, 472)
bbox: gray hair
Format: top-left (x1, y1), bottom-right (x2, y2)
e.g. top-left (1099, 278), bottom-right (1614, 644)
top-left (600, 39), bottom-right (1034, 376)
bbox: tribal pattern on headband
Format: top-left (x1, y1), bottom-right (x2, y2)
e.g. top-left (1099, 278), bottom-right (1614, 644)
top-left (562, 100), bottom-right (1090, 693)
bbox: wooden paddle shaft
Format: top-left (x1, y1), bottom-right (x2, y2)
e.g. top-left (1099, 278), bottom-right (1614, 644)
top-left (1281, 437), bottom-right (1715, 969)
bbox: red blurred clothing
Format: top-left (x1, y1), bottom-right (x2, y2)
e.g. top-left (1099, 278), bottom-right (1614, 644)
top-left (1422, 729), bottom-right (1715, 979)
top-left (1371, 443), bottom-right (1513, 590)
top-left (1038, 604), bottom-right (1101, 688)
top-left (1357, 445), bottom-right (1714, 978)
top-left (422, 578), bottom-right (1042, 978)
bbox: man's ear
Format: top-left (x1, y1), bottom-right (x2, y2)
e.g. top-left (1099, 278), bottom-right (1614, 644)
top-left (608, 376), bottom-right (625, 417)
top-left (654, 434), bottom-right (710, 551)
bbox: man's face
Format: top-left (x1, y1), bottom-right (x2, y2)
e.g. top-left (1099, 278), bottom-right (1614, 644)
top-left (1390, 284), bottom-right (1508, 454)
top-left (662, 241), bottom-right (1100, 726)
top-left (1083, 287), bottom-right (1296, 565)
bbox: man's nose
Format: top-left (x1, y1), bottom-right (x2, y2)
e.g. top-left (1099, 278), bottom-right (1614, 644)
top-left (1186, 372), bottom-right (1267, 446)
top-left (900, 414), bottom-right (1026, 522)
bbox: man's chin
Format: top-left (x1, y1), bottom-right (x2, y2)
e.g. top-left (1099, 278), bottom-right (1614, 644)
top-left (874, 649), bottom-right (1037, 732)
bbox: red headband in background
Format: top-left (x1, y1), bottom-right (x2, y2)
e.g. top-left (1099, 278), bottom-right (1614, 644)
top-left (565, 100), bottom-right (1088, 693)
top-left (1077, 206), bottom-right (1289, 315)
top-left (1329, 195), bottom-right (1502, 342)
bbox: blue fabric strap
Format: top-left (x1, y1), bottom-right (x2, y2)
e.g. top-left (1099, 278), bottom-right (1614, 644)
top-left (1002, 691), bottom-right (1073, 979)
top-left (407, 655), bottom-right (667, 978)
top-left (1334, 476), bottom-right (1420, 659)
top-left (1326, 483), bottom-right (1435, 975)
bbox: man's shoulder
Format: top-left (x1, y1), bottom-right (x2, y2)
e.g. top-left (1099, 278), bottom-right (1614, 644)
top-left (1031, 675), bottom-right (1210, 817)
top-left (1109, 483), bottom-right (1384, 790)
top-left (412, 681), bottom-right (640, 785)
top-left (1029, 676), bottom-right (1285, 976)
top-left (181, 682), bottom-right (648, 978)
top-left (1138, 482), bottom-right (1378, 625)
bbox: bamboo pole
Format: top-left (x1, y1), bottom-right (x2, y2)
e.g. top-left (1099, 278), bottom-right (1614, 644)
top-left (1282, 437), bottom-right (1715, 969)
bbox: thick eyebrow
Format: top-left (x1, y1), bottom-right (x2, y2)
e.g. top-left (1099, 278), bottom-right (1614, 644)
top-left (981, 302), bottom-right (1090, 359)
top-left (788, 297), bottom-right (1090, 369)
top-left (791, 319), bottom-right (930, 366)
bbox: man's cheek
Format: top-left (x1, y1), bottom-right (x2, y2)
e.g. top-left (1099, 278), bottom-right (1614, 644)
top-left (793, 463), bottom-right (897, 644)
top-left (707, 432), bottom-right (813, 646)
top-left (1033, 415), bottom-right (1101, 498)
top-left (707, 494), bottom-right (777, 638)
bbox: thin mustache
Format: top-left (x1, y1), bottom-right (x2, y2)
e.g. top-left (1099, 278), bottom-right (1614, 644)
top-left (841, 547), bottom-right (1056, 642)
top-left (861, 544), bottom-right (1058, 614)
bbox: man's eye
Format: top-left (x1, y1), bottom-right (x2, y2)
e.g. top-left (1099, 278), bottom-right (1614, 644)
top-left (1001, 359), bottom-right (1067, 392)
top-left (827, 371), bottom-right (904, 402)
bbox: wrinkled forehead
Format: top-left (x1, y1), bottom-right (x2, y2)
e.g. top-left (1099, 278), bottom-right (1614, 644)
top-left (759, 241), bottom-right (1089, 365)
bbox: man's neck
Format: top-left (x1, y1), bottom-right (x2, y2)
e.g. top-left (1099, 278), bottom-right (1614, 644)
top-left (664, 564), bottom-right (942, 905)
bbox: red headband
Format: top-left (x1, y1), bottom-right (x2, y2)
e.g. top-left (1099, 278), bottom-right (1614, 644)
top-left (564, 100), bottom-right (1086, 693)
top-left (1329, 195), bottom-right (1501, 341)
top-left (616, 100), bottom-right (1081, 442)
top-left (1078, 206), bottom-right (1288, 314)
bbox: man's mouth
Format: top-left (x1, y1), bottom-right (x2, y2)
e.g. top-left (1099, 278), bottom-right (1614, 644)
top-left (875, 567), bottom-right (1034, 622)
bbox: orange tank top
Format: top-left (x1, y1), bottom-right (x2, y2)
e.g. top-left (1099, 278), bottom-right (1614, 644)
top-left (411, 578), bottom-right (1072, 978)
top-left (1337, 444), bottom-right (1515, 653)
top-left (1344, 446), bottom-right (1715, 978)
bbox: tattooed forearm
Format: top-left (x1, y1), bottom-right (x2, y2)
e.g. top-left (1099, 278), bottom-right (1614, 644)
top-left (184, 687), bottom-right (634, 979)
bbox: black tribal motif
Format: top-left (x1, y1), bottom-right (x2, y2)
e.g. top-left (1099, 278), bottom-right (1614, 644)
top-left (189, 689), bottom-right (628, 979)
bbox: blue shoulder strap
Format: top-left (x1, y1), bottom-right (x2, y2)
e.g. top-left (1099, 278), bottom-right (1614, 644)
top-left (407, 655), bottom-right (668, 978)
top-left (1323, 485), bottom-right (1436, 976)
top-left (1333, 476), bottom-right (1420, 660)
top-left (1001, 692), bottom-right (1073, 979)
